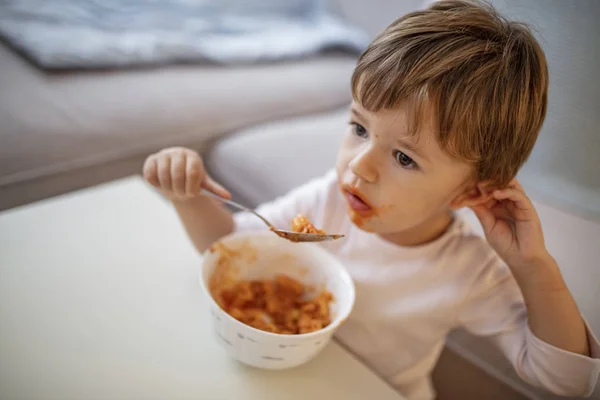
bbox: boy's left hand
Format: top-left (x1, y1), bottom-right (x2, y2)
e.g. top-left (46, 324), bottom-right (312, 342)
top-left (471, 179), bottom-right (551, 269)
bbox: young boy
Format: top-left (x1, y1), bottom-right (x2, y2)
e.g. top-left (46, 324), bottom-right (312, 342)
top-left (143, 1), bottom-right (599, 398)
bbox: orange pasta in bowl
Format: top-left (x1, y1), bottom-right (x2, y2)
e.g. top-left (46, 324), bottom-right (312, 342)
top-left (214, 274), bottom-right (333, 335)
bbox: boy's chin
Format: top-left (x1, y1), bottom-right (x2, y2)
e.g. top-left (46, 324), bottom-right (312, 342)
top-left (347, 210), bottom-right (382, 233)
top-left (346, 211), bottom-right (408, 235)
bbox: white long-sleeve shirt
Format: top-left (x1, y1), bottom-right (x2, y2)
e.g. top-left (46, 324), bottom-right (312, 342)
top-left (233, 171), bottom-right (600, 399)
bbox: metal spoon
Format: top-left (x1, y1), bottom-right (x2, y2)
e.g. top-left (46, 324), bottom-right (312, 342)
top-left (201, 189), bottom-right (344, 243)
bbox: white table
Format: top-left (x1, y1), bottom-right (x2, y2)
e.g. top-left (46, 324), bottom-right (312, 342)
top-left (0, 177), bottom-right (403, 400)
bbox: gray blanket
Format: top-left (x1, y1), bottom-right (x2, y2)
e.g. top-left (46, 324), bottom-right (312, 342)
top-left (0, 0), bottom-right (368, 69)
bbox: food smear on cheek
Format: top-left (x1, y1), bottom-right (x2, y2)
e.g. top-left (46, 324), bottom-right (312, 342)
top-left (348, 208), bottom-right (371, 228)
top-left (348, 205), bottom-right (393, 229)
top-left (342, 187), bottom-right (394, 229)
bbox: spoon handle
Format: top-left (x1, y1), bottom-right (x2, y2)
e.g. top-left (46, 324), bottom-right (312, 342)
top-left (200, 189), bottom-right (275, 229)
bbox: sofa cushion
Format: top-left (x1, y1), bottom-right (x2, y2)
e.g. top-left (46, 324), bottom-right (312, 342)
top-left (205, 107), bottom-right (348, 207)
top-left (0, 42), bottom-right (356, 202)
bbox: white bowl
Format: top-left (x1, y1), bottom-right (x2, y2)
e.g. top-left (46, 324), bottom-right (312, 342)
top-left (199, 231), bottom-right (355, 370)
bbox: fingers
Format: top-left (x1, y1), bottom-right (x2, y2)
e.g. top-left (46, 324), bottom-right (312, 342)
top-left (204, 175), bottom-right (231, 199)
top-left (171, 151), bottom-right (187, 197)
top-left (488, 182), bottom-right (539, 224)
top-left (488, 203), bottom-right (514, 221)
top-left (183, 153), bottom-right (230, 198)
top-left (492, 187), bottom-right (532, 212)
top-left (157, 155), bottom-right (172, 192)
top-left (185, 156), bottom-right (203, 196)
top-left (143, 148), bottom-right (193, 196)
top-left (142, 156), bottom-right (159, 187)
top-left (470, 204), bottom-right (496, 235)
top-left (507, 178), bottom-right (524, 191)
top-left (142, 147), bottom-right (231, 200)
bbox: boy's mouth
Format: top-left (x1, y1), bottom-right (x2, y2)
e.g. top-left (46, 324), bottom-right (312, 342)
top-left (342, 185), bottom-right (373, 213)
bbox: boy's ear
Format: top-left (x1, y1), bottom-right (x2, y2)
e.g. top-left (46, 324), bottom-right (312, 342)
top-left (450, 181), bottom-right (497, 210)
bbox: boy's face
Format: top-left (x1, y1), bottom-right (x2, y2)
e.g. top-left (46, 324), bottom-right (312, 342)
top-left (336, 101), bottom-right (475, 236)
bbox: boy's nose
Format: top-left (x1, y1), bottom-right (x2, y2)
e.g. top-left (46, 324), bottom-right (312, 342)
top-left (349, 147), bottom-right (378, 183)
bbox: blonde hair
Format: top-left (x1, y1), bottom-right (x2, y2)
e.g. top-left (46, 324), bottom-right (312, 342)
top-left (352, 0), bottom-right (548, 185)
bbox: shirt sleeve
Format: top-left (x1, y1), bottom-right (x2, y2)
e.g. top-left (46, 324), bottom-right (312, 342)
top-left (233, 170), bottom-right (338, 234)
top-left (458, 256), bottom-right (600, 397)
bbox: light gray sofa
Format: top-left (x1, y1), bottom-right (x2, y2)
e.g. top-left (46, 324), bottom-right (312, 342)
top-left (1, 0), bottom-right (598, 398)
top-left (0, 0), bottom-right (425, 211)
top-left (0, 44), bottom-right (357, 210)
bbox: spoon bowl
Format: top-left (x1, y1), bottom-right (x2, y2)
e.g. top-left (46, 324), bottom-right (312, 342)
top-left (271, 228), bottom-right (345, 243)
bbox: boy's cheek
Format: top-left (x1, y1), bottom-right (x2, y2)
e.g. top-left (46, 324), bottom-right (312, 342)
top-left (336, 135), bottom-right (362, 168)
top-left (335, 153), bottom-right (353, 181)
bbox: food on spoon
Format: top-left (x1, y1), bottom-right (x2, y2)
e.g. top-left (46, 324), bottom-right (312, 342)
top-left (291, 215), bottom-right (326, 235)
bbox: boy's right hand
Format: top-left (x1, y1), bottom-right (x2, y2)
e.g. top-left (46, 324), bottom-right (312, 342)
top-left (143, 147), bottom-right (231, 201)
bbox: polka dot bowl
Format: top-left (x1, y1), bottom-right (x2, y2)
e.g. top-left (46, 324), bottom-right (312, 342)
top-left (199, 230), bottom-right (355, 370)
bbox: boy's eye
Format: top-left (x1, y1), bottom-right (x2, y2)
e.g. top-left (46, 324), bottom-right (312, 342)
top-left (351, 123), bottom-right (368, 138)
top-left (394, 151), bottom-right (416, 169)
